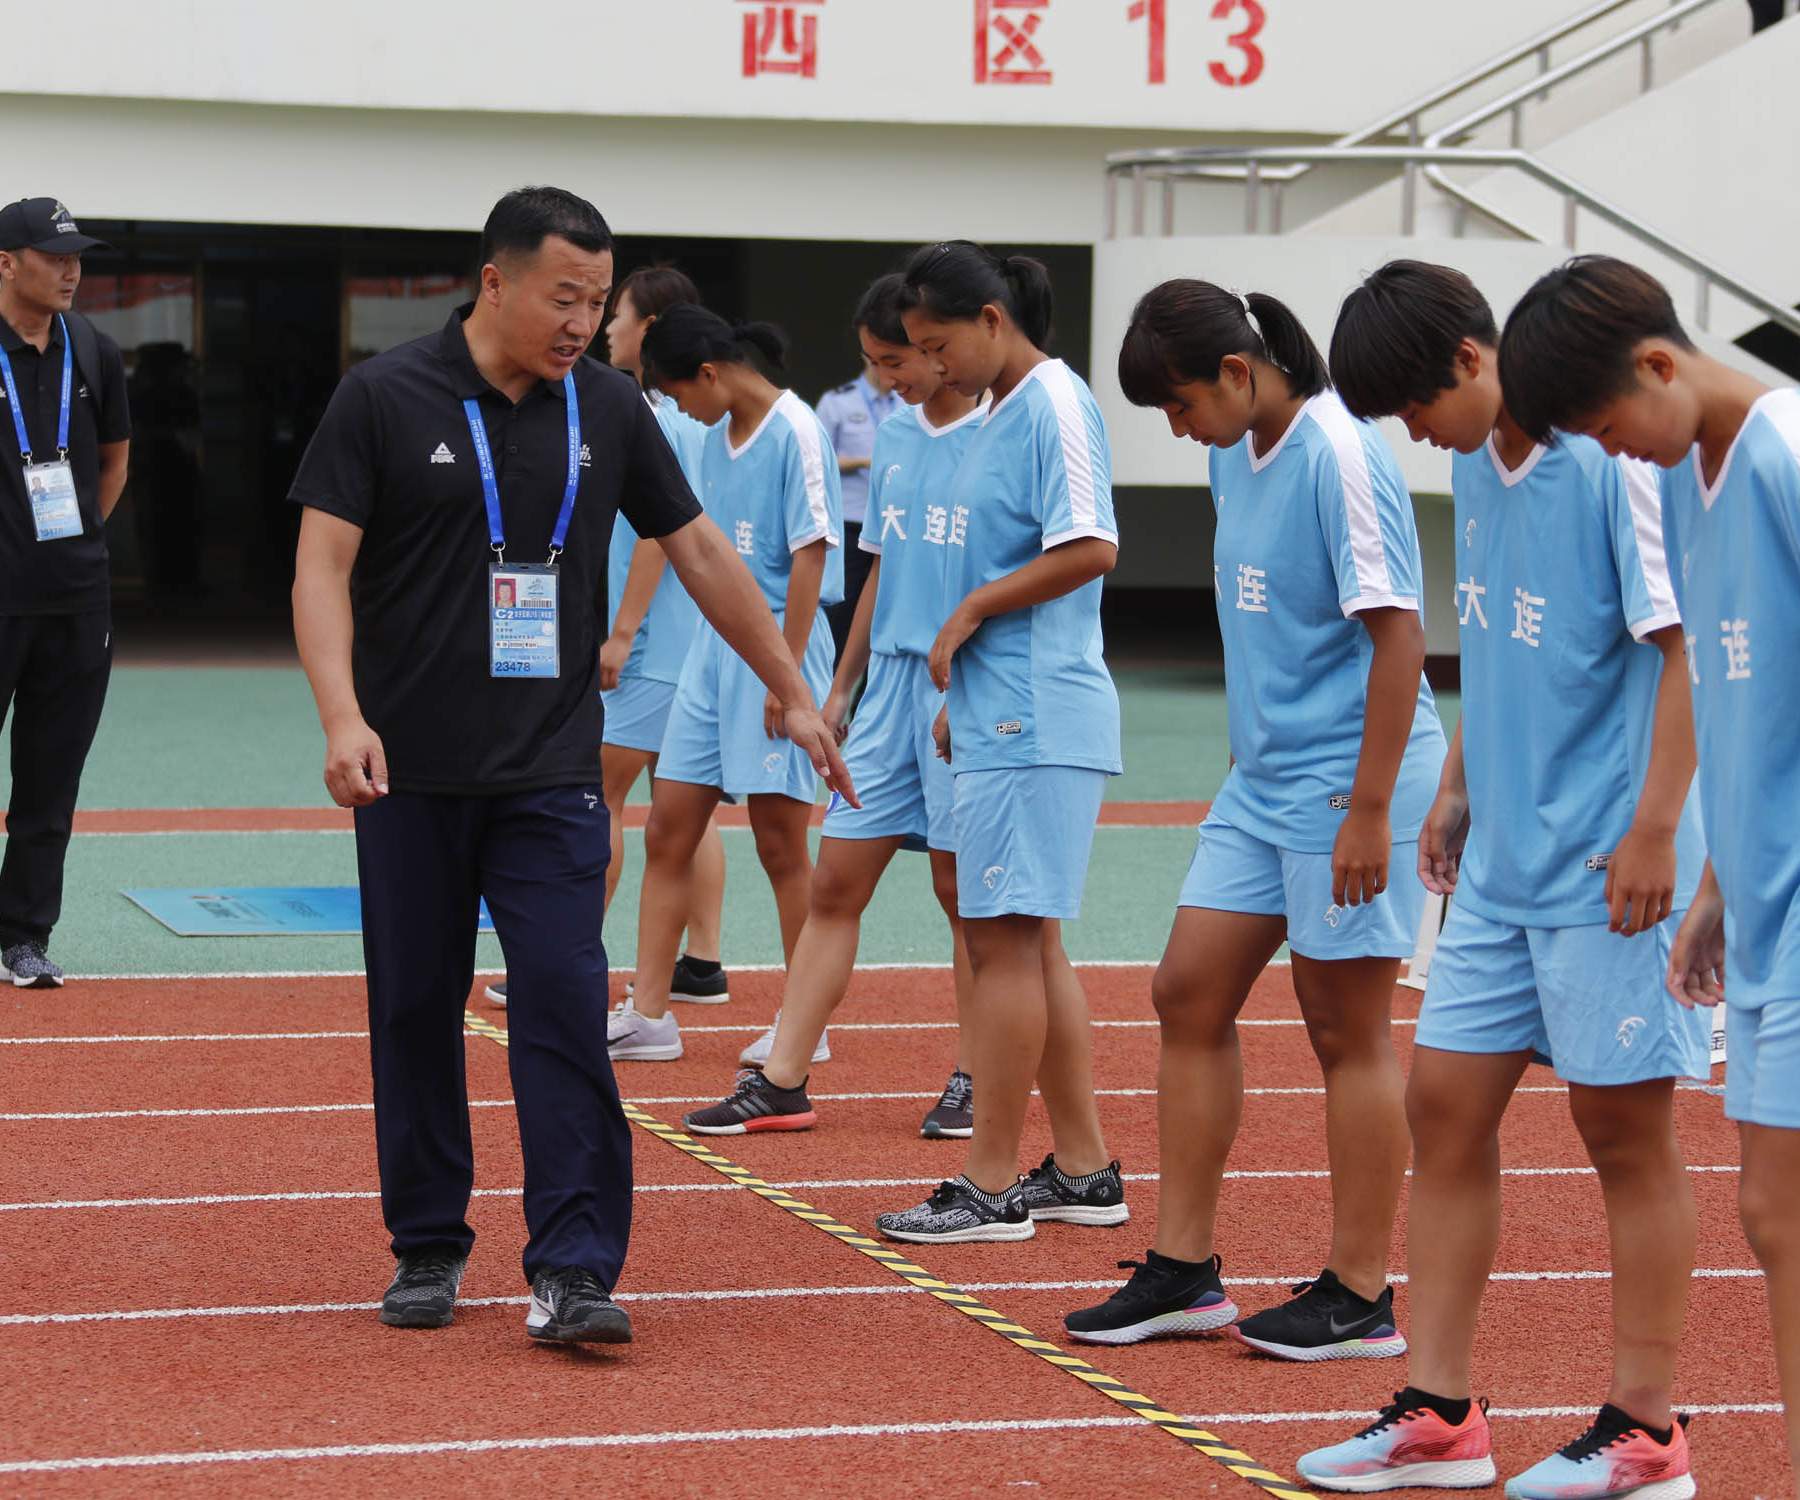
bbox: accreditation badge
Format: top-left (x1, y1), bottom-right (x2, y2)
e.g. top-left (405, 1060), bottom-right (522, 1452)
top-left (24, 460), bottom-right (81, 541)
top-left (489, 563), bottom-right (560, 679)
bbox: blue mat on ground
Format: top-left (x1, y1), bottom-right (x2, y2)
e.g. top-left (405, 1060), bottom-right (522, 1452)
top-left (123, 887), bottom-right (495, 937)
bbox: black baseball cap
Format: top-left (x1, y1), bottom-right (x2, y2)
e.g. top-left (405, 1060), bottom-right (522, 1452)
top-left (0, 198), bottom-right (110, 255)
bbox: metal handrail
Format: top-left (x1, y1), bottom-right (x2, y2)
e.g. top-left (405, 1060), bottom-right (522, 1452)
top-left (1410, 0), bottom-right (1724, 236)
top-left (1107, 0), bottom-right (1727, 234)
top-left (1100, 144), bottom-right (1800, 340)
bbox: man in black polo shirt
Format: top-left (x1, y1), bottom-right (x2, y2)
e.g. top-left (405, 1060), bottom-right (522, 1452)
top-left (0, 198), bottom-right (130, 990)
top-left (290, 186), bottom-right (854, 1345)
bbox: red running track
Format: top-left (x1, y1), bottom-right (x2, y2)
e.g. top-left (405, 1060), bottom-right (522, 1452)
top-left (0, 968), bottom-right (1785, 1497)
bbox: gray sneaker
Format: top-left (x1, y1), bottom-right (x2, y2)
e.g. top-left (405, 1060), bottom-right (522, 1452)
top-left (876, 1176), bottom-right (1036, 1244)
top-left (738, 1009), bottom-right (831, 1068)
top-left (1, 942), bottom-right (63, 989)
top-left (606, 999), bottom-right (682, 1061)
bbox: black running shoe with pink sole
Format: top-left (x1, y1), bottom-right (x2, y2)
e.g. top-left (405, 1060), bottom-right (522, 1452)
top-left (1229, 1268), bottom-right (1407, 1361)
top-left (1064, 1252), bottom-right (1238, 1345)
top-left (684, 1069), bottom-right (817, 1135)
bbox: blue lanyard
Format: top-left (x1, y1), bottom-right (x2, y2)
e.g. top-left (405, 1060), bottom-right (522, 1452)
top-left (0, 315), bottom-right (72, 463)
top-left (463, 371), bottom-right (581, 565)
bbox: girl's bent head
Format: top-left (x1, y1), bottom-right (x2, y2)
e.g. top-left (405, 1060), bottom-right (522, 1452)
top-left (1118, 279), bottom-right (1328, 448)
top-left (641, 303), bottom-right (787, 425)
top-left (1330, 261), bottom-right (1501, 454)
top-left (898, 240), bottom-right (1053, 398)
top-left (1500, 255), bottom-right (1698, 463)
top-left (855, 273), bottom-right (941, 406)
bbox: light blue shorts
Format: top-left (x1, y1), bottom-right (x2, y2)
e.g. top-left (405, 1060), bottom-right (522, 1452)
top-left (1418, 901), bottom-right (1710, 1086)
top-left (1177, 815), bottom-right (1424, 961)
top-left (954, 765), bottom-right (1105, 920)
top-left (655, 615), bottom-right (834, 804)
top-left (1725, 999), bottom-right (1800, 1129)
top-left (821, 652), bottom-right (953, 854)
top-left (600, 674), bottom-right (677, 753)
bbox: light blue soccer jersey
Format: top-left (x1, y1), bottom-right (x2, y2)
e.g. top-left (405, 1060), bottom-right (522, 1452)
top-left (697, 389), bottom-right (843, 613)
top-left (1208, 390), bottom-right (1445, 852)
top-left (606, 393), bottom-right (709, 684)
top-left (1660, 387), bottom-right (1800, 1009)
top-left (941, 359), bottom-right (1121, 776)
top-left (862, 400), bottom-right (988, 658)
top-left (1452, 435), bottom-right (1701, 927)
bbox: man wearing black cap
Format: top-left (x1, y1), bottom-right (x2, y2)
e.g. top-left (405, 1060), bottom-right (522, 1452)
top-left (290, 185), bottom-right (856, 1345)
top-left (0, 198), bottom-right (130, 990)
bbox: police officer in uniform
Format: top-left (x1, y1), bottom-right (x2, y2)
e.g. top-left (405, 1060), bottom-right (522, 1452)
top-left (290, 186), bottom-right (854, 1344)
top-left (816, 355), bottom-right (901, 661)
top-left (0, 198), bottom-right (130, 989)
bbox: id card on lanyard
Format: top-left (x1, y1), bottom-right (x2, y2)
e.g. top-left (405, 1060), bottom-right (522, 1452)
top-left (0, 316), bottom-right (82, 541)
top-left (465, 372), bottom-right (581, 680)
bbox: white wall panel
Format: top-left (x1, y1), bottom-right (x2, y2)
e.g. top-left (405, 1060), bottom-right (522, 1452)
top-left (4, 0), bottom-right (1587, 134)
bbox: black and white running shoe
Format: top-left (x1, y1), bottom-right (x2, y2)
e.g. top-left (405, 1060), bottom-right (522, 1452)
top-left (1064, 1252), bottom-right (1238, 1345)
top-left (1, 942), bottom-right (64, 989)
top-left (684, 1069), bottom-right (817, 1135)
top-left (876, 1176), bottom-right (1035, 1244)
top-left (483, 978), bottom-right (507, 1005)
top-left (526, 1266), bottom-right (633, 1344)
top-left (379, 1248), bottom-right (467, 1329)
top-left (1229, 1268), bottom-right (1407, 1361)
top-left (1018, 1154), bottom-right (1130, 1225)
top-left (920, 1070), bottom-right (973, 1139)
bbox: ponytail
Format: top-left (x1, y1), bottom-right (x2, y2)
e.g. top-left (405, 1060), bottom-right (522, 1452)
top-left (1118, 278), bottom-right (1328, 408)
top-left (641, 303), bottom-right (788, 387)
top-left (899, 239), bottom-right (1054, 350)
top-left (1244, 292), bottom-right (1328, 397)
top-left (730, 320), bottom-right (788, 376)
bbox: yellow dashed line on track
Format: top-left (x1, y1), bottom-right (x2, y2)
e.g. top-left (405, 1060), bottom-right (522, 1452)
top-left (465, 1009), bottom-right (1308, 1499)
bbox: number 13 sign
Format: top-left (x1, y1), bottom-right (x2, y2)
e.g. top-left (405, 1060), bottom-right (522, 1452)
top-left (1126, 0), bottom-right (1264, 87)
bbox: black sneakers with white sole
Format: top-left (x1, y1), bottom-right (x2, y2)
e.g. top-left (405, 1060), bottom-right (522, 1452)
top-left (526, 1266), bottom-right (632, 1344)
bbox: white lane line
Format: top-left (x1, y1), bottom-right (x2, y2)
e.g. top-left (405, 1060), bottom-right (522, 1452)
top-left (0, 1084), bottom-right (1587, 1125)
top-left (0, 1102), bottom-right (515, 1123)
top-left (0, 1013), bottom-right (1346, 1046)
top-left (0, 1268), bottom-right (1764, 1329)
top-left (0, 1163), bottom-right (1740, 1214)
top-left (0, 1402), bottom-right (1781, 1476)
top-left (58, 960), bottom-right (1182, 982)
top-left (0, 1031), bottom-right (369, 1046)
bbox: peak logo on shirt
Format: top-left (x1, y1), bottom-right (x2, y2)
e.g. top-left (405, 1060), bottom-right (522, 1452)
top-left (995, 720), bottom-right (1022, 736)
top-left (1327, 794), bottom-right (1351, 811)
top-left (430, 442), bottom-right (456, 465)
top-left (1585, 853), bottom-right (1612, 872)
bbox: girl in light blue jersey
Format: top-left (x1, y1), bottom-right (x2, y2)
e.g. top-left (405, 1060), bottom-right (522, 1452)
top-left (612, 305), bottom-right (843, 1063)
top-left (1067, 281), bottom-right (1446, 1357)
top-left (870, 241), bottom-right (1129, 1245)
top-left (1499, 254), bottom-right (1800, 1482)
top-left (596, 268), bottom-right (726, 991)
top-left (684, 274), bottom-right (983, 1140)
top-left (1297, 261), bottom-right (1707, 1497)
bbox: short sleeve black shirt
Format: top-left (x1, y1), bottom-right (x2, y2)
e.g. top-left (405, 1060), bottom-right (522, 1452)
top-left (288, 307), bottom-right (703, 796)
top-left (0, 313), bottom-right (131, 616)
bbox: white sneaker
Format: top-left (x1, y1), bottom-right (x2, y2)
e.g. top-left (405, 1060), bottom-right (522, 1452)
top-left (739, 1009), bottom-right (831, 1068)
top-left (606, 999), bottom-right (682, 1062)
